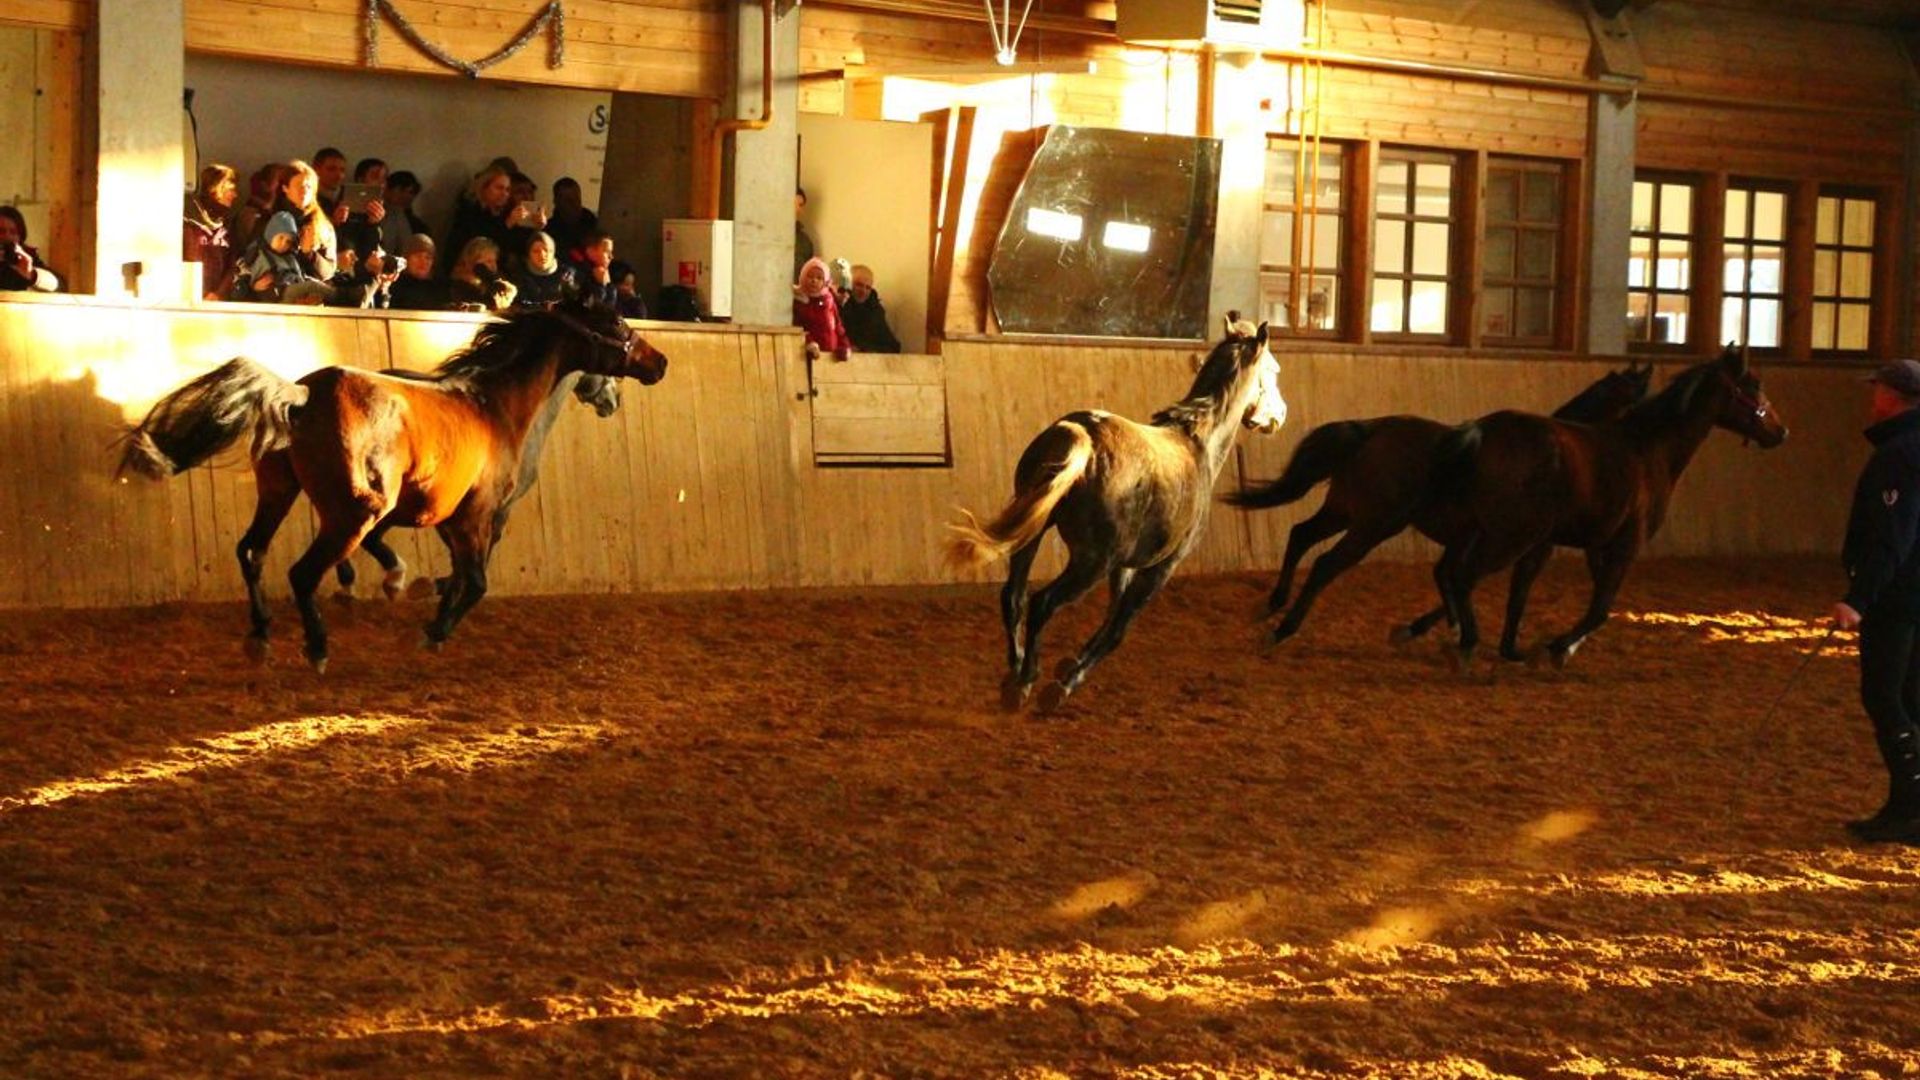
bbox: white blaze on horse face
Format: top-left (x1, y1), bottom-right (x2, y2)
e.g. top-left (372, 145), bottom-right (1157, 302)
top-left (1242, 345), bottom-right (1287, 433)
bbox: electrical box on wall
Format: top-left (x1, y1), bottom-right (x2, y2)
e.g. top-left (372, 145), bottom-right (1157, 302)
top-left (1116, 0), bottom-right (1303, 51)
top-left (661, 219), bottom-right (734, 319)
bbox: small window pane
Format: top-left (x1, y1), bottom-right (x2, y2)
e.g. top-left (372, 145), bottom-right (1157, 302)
top-left (1259, 273), bottom-right (1292, 327)
top-left (1815, 250), bottom-right (1838, 294)
top-left (1724, 189), bottom-right (1750, 238)
top-left (1722, 297), bottom-right (1745, 344)
top-left (1750, 245), bottom-right (1784, 294)
top-left (1377, 161), bottom-right (1409, 213)
top-left (1753, 191), bottom-right (1785, 242)
top-left (1313, 156), bottom-right (1344, 209)
top-left (1482, 286), bottom-right (1514, 338)
top-left (1518, 230), bottom-right (1555, 279)
top-left (1516, 287), bottom-right (1552, 338)
top-left (1839, 303), bottom-right (1870, 350)
top-left (1659, 186), bottom-right (1692, 234)
top-left (1305, 275), bottom-right (1338, 329)
top-left (1813, 303), bottom-right (1836, 349)
top-left (1749, 299), bottom-right (1781, 348)
top-left (1260, 212), bottom-right (1295, 265)
top-left (1414, 164), bottom-right (1452, 217)
top-left (1521, 171), bottom-right (1558, 223)
top-left (1632, 181), bottom-right (1655, 232)
top-left (1724, 248), bottom-right (1749, 292)
top-left (1485, 228), bottom-right (1516, 277)
top-left (1372, 278), bottom-right (1406, 333)
top-left (1841, 252), bottom-right (1873, 298)
top-left (1628, 235), bottom-right (1652, 288)
top-left (1843, 199), bottom-right (1875, 245)
top-left (1487, 171), bottom-right (1518, 222)
top-left (1627, 292), bottom-right (1652, 341)
top-left (1310, 214), bottom-right (1341, 269)
top-left (1654, 292), bottom-right (1689, 344)
top-left (1656, 239), bottom-right (1690, 289)
top-left (1411, 222), bottom-right (1450, 276)
top-left (1817, 197), bottom-right (1839, 244)
top-left (1409, 280), bottom-right (1448, 334)
top-left (1375, 219), bottom-right (1407, 273)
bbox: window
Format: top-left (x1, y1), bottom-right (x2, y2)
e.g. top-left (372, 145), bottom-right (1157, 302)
top-left (1259, 142), bottom-right (1344, 334)
top-left (1627, 177), bottom-right (1693, 347)
top-left (1482, 158), bottom-right (1563, 345)
top-left (1371, 150), bottom-right (1457, 337)
top-left (1813, 191), bottom-right (1875, 352)
top-left (1722, 184), bottom-right (1787, 349)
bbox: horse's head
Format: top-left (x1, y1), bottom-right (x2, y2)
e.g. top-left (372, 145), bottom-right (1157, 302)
top-left (1715, 342), bottom-right (1788, 448)
top-left (571, 373), bottom-right (623, 418)
top-left (1556, 360), bottom-right (1654, 423)
top-left (1217, 314), bottom-right (1286, 434)
top-left (554, 300), bottom-right (669, 386)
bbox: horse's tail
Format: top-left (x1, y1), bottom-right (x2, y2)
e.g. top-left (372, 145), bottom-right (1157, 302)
top-left (1225, 419), bottom-right (1376, 510)
top-left (1428, 421), bottom-right (1483, 500)
top-left (116, 357), bottom-right (309, 480)
top-left (944, 422), bottom-right (1094, 570)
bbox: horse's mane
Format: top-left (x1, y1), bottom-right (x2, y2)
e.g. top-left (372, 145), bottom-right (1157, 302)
top-left (1152, 330), bottom-right (1255, 432)
top-left (1622, 358), bottom-right (1723, 430)
top-left (433, 308), bottom-right (572, 379)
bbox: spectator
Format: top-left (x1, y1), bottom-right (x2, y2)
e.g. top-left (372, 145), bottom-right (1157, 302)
top-left (572, 230), bottom-right (622, 310)
top-left (351, 243), bottom-right (404, 310)
top-left (230, 210), bottom-right (331, 305)
top-left (546, 176), bottom-right (598, 260)
top-left (512, 231), bottom-right (576, 308)
top-left (608, 260), bottom-right (649, 319)
top-left (312, 147), bottom-right (349, 224)
top-left (378, 170), bottom-right (431, 253)
top-left (505, 171), bottom-right (548, 271)
top-left (442, 165), bottom-right (538, 281)
top-left (839, 263), bottom-right (902, 353)
top-left (273, 159), bottom-right (340, 281)
top-left (230, 163), bottom-right (285, 251)
top-left (448, 236), bottom-right (517, 311)
top-left (794, 185), bottom-right (815, 282)
top-left (655, 283), bottom-right (705, 322)
top-left (387, 234), bottom-right (452, 310)
top-left (0, 206), bottom-right (59, 292)
top-left (183, 163), bottom-right (238, 301)
top-left (336, 157), bottom-right (389, 264)
top-left (793, 256), bottom-right (851, 361)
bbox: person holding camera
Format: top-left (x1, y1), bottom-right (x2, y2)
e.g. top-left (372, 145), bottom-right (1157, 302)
top-left (387, 234), bottom-right (451, 311)
top-left (0, 206), bottom-right (60, 292)
top-left (442, 165), bottom-right (540, 282)
top-left (448, 236), bottom-right (517, 311)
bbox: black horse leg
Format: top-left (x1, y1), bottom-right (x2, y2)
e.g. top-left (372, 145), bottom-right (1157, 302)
top-left (236, 454), bottom-right (302, 660)
top-left (1015, 549), bottom-right (1108, 696)
top-left (998, 540), bottom-right (1043, 709)
top-left (1268, 522), bottom-right (1402, 647)
top-left (1268, 507), bottom-right (1346, 617)
top-left (1390, 552), bottom-right (1460, 647)
top-left (1042, 562), bottom-right (1175, 712)
top-left (289, 508), bottom-right (379, 673)
top-left (336, 523), bottom-right (406, 599)
top-left (1542, 539), bottom-right (1636, 668)
top-left (1497, 543), bottom-right (1554, 661)
top-left (424, 520), bottom-right (495, 647)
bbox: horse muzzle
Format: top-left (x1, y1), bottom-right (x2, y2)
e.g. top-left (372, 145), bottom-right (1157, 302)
top-left (628, 346), bottom-right (669, 385)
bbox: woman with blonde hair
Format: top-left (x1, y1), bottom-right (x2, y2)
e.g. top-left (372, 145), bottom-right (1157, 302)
top-left (443, 163), bottom-right (542, 278)
top-left (448, 236), bottom-right (516, 311)
top-left (271, 159), bottom-right (339, 281)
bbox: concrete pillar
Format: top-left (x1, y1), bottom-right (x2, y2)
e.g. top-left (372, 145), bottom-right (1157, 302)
top-left (93, 0), bottom-right (186, 300)
top-left (727, 0), bottom-right (800, 327)
top-left (1584, 77), bottom-right (1636, 356)
top-left (1206, 52), bottom-right (1265, 330)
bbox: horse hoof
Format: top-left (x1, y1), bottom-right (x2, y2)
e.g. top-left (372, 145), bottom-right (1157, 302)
top-left (1252, 599), bottom-right (1283, 624)
top-left (1445, 646), bottom-right (1474, 675)
top-left (1498, 647), bottom-right (1527, 664)
top-left (332, 588), bottom-right (355, 606)
top-left (307, 653), bottom-right (329, 675)
top-left (1035, 681), bottom-right (1071, 715)
top-left (420, 634), bottom-right (445, 653)
top-left (244, 635), bottom-right (269, 664)
top-left (1053, 656), bottom-right (1080, 681)
top-left (1253, 626), bottom-right (1281, 657)
top-left (1550, 646), bottom-right (1574, 671)
top-left (1388, 625), bottom-right (1416, 649)
top-left (405, 577), bottom-right (438, 602)
top-left (382, 567), bottom-right (408, 601)
top-left (999, 675), bottom-right (1032, 712)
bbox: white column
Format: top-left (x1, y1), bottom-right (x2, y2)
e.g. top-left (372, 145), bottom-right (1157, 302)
top-left (94, 0), bottom-right (187, 300)
top-left (1585, 77), bottom-right (1636, 356)
top-left (727, 0), bottom-right (800, 327)
top-left (1207, 52), bottom-right (1265, 329)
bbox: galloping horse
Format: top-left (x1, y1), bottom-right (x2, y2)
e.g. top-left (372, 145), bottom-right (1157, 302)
top-left (1431, 345), bottom-right (1786, 669)
top-left (118, 301), bottom-right (668, 671)
top-left (332, 370), bottom-right (623, 600)
top-left (1229, 362), bottom-right (1653, 656)
top-left (946, 318), bottom-right (1288, 714)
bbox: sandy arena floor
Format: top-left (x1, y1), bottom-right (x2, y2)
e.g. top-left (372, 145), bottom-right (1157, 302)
top-left (1, 555), bottom-right (1917, 1079)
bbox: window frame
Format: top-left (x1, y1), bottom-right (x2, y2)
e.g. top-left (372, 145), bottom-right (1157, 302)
top-left (1369, 146), bottom-right (1464, 344)
top-left (1626, 171), bottom-right (1700, 353)
top-left (1480, 155), bottom-right (1569, 350)
top-left (1257, 138), bottom-right (1351, 339)
top-left (1810, 185), bottom-right (1879, 356)
top-left (1719, 178), bottom-right (1792, 355)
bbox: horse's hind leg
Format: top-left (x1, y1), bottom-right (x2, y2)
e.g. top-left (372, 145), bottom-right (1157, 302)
top-left (1539, 538), bottom-right (1636, 669)
top-left (1497, 543), bottom-right (1553, 662)
top-left (289, 504), bottom-right (382, 673)
top-left (1041, 562), bottom-right (1173, 713)
top-left (236, 453), bottom-right (302, 661)
top-left (1267, 521), bottom-right (1401, 649)
top-left (1391, 549), bottom-right (1465, 647)
top-left (998, 540), bottom-right (1043, 709)
top-left (1014, 547), bottom-right (1107, 701)
top-left (424, 516), bottom-right (496, 648)
top-left (1267, 506), bottom-right (1346, 618)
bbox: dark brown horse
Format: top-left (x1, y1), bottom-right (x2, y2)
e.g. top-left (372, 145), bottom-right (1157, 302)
top-left (118, 301), bottom-right (668, 671)
top-left (332, 370), bottom-right (623, 600)
top-left (946, 318), bottom-right (1288, 714)
top-left (1228, 362), bottom-right (1653, 657)
top-left (1431, 345), bottom-right (1787, 669)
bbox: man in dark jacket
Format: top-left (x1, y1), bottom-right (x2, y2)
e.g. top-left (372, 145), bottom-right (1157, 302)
top-left (840, 264), bottom-right (903, 354)
top-left (1834, 358), bottom-right (1920, 843)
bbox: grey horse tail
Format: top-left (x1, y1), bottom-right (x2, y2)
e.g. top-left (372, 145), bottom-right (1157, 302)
top-left (116, 357), bottom-right (308, 480)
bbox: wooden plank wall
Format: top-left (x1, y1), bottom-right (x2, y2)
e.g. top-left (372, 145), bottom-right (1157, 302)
top-left (0, 299), bottom-right (1870, 610)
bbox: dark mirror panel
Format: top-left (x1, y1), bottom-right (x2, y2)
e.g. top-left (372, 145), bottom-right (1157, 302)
top-left (988, 126), bottom-right (1221, 339)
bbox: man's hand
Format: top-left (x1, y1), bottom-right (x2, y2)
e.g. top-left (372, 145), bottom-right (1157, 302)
top-left (331, 202), bottom-right (350, 225)
top-left (6, 250), bottom-right (31, 280)
top-left (364, 199), bottom-right (386, 224)
top-left (1833, 602), bottom-right (1863, 631)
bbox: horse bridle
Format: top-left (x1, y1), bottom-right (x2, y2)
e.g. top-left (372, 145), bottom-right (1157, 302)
top-left (554, 311), bottom-right (638, 365)
top-left (1721, 370), bottom-right (1771, 423)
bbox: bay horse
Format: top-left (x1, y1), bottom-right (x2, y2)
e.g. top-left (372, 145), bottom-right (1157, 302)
top-left (1228, 362), bottom-right (1653, 656)
top-left (332, 370), bottom-right (622, 600)
top-left (946, 317), bottom-right (1288, 714)
top-left (1431, 344), bottom-right (1786, 670)
top-left (117, 301), bottom-right (668, 671)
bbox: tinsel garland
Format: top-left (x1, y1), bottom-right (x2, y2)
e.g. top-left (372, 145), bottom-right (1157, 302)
top-left (365, 0), bottom-right (565, 78)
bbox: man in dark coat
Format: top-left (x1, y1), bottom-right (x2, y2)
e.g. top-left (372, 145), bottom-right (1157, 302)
top-left (840, 263), bottom-right (903, 354)
top-left (1834, 358), bottom-right (1920, 843)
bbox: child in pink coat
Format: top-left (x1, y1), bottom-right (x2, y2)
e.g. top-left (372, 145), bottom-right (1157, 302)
top-left (792, 256), bottom-right (852, 361)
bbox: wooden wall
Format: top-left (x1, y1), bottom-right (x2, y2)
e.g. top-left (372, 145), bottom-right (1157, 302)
top-left (0, 298), bottom-right (1869, 610)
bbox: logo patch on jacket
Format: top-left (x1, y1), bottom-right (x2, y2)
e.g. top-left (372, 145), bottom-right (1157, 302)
top-left (1886, 489), bottom-right (1901, 507)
